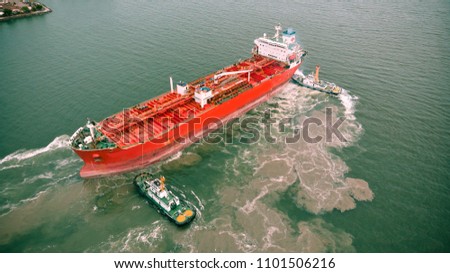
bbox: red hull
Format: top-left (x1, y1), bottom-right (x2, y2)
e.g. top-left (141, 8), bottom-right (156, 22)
top-left (74, 61), bottom-right (301, 178)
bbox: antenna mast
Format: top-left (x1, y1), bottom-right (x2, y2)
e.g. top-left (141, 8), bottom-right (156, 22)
top-left (274, 24), bottom-right (282, 41)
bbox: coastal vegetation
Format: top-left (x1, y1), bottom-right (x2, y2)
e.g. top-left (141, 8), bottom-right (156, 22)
top-left (20, 6), bottom-right (30, 13)
top-left (2, 8), bottom-right (12, 16)
top-left (0, 1), bottom-right (49, 21)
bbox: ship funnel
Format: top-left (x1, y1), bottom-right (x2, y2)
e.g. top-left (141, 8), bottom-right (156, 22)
top-left (170, 77), bottom-right (174, 93)
top-left (314, 65), bottom-right (320, 83)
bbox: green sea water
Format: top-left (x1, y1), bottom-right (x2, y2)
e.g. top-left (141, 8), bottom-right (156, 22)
top-left (0, 0), bottom-right (449, 252)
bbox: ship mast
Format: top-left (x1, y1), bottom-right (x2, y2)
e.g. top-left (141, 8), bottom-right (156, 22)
top-left (273, 24), bottom-right (282, 41)
top-left (170, 77), bottom-right (174, 93)
top-left (160, 176), bottom-right (165, 191)
top-left (314, 65), bottom-right (320, 83)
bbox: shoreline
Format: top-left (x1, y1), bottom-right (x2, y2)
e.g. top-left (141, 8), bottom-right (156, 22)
top-left (0, 6), bottom-right (52, 22)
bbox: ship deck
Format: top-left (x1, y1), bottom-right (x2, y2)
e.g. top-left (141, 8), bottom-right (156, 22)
top-left (97, 55), bottom-right (287, 148)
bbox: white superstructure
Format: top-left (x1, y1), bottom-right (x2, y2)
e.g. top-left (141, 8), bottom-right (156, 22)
top-left (253, 24), bottom-right (306, 68)
top-left (143, 178), bottom-right (180, 212)
top-left (194, 87), bottom-right (214, 108)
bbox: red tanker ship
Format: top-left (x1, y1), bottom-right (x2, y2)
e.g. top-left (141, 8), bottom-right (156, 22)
top-left (70, 25), bottom-right (306, 178)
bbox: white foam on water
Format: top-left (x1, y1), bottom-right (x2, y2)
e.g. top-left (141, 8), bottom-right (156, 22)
top-left (0, 135), bottom-right (70, 165)
top-left (224, 158), bottom-right (240, 177)
top-left (22, 172), bottom-right (54, 185)
top-left (120, 226), bottom-right (161, 252)
top-left (55, 157), bottom-right (82, 170)
top-left (338, 89), bottom-right (358, 121)
top-left (20, 189), bottom-right (48, 204)
top-left (52, 173), bottom-right (78, 185)
top-left (252, 155), bottom-right (292, 178)
top-left (146, 225), bottom-right (163, 240)
top-left (218, 230), bottom-right (258, 252)
top-left (164, 151), bottom-right (182, 163)
top-left (0, 187), bottom-right (10, 195)
top-left (0, 203), bottom-right (16, 217)
top-left (262, 226), bottom-right (285, 251)
top-left (0, 189), bottom-right (49, 217)
top-left (240, 185), bottom-right (269, 215)
top-left (90, 223), bottom-right (166, 252)
top-left (0, 168), bottom-right (77, 218)
top-left (201, 82), bottom-right (371, 251)
top-left (153, 83), bottom-right (366, 253)
top-left (189, 202), bottom-right (202, 219)
top-left (0, 164), bottom-right (23, 172)
top-left (191, 190), bottom-right (204, 211)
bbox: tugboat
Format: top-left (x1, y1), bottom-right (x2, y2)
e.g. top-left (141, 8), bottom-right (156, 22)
top-left (292, 65), bottom-right (343, 95)
top-left (134, 172), bottom-right (196, 226)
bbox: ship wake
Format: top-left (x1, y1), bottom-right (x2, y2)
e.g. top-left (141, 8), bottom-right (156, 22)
top-left (0, 135), bottom-right (70, 165)
top-left (176, 82), bottom-right (372, 252)
top-left (0, 135), bottom-right (82, 218)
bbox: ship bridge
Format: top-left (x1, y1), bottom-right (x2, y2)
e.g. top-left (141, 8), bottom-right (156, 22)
top-left (253, 25), bottom-right (305, 66)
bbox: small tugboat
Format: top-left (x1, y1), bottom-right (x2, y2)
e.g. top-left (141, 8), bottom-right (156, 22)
top-left (292, 65), bottom-right (343, 95)
top-left (134, 172), bottom-right (196, 226)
